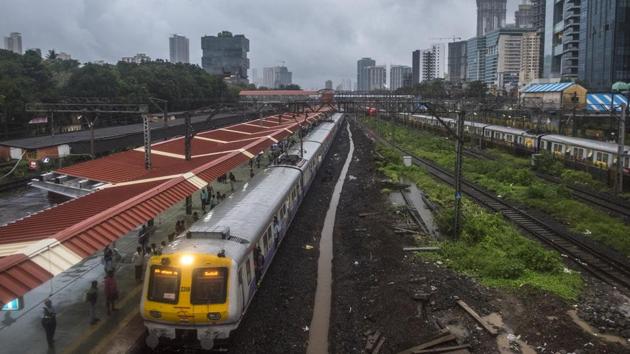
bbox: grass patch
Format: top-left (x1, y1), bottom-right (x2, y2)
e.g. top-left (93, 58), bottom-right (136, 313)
top-left (376, 145), bottom-right (582, 300)
top-left (365, 117), bottom-right (630, 257)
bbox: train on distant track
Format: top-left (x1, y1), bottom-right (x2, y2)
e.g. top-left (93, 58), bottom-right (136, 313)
top-left (140, 113), bottom-right (344, 350)
top-left (400, 113), bottom-right (630, 172)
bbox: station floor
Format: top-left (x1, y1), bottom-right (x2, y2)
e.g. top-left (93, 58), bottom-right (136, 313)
top-left (0, 156), bottom-right (270, 354)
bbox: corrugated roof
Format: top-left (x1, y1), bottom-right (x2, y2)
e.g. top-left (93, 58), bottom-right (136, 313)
top-left (586, 93), bottom-right (629, 112)
top-left (0, 109), bottom-right (332, 305)
top-left (523, 82), bottom-right (574, 93)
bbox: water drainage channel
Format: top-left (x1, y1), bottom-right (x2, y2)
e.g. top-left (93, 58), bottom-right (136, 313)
top-left (307, 123), bottom-right (355, 354)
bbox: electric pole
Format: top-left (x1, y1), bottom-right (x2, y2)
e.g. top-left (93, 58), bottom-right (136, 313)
top-left (618, 104), bottom-right (626, 194)
top-left (453, 108), bottom-right (465, 237)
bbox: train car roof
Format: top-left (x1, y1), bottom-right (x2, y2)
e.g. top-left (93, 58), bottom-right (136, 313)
top-left (541, 135), bottom-right (630, 154)
top-left (164, 113), bottom-right (343, 263)
top-left (484, 125), bottom-right (528, 135)
top-left (464, 121), bottom-right (489, 128)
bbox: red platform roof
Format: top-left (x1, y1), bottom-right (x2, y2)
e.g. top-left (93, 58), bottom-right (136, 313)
top-left (239, 90), bottom-right (319, 96)
top-left (0, 109), bottom-right (332, 305)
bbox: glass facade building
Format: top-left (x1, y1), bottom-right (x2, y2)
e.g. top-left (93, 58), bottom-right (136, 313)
top-left (466, 36), bottom-right (487, 81)
top-left (579, 0), bottom-right (630, 91)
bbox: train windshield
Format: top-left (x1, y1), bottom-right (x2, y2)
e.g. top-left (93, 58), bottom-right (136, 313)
top-left (148, 266), bottom-right (181, 304)
top-left (191, 267), bottom-right (228, 304)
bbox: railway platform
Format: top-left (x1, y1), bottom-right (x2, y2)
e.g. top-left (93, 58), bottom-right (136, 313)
top-left (0, 160), bottom-right (266, 354)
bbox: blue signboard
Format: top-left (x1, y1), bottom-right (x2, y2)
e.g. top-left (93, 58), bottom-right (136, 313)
top-left (455, 192), bottom-right (462, 200)
top-left (1, 297), bottom-right (23, 311)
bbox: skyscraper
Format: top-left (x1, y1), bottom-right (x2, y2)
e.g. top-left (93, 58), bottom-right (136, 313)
top-left (325, 80), bottom-right (333, 90)
top-left (543, 0), bottom-right (582, 80)
top-left (515, 2), bottom-right (536, 29)
top-left (484, 27), bottom-right (534, 91)
top-left (412, 44), bottom-right (445, 83)
top-left (357, 57), bottom-right (376, 91)
top-left (519, 32), bottom-right (541, 86)
top-left (448, 41), bottom-right (468, 82)
top-left (467, 36), bottom-right (487, 82)
top-left (580, 0), bottom-right (630, 91)
top-left (3, 32), bottom-right (22, 54)
top-left (169, 34), bottom-right (189, 64)
top-left (476, 0), bottom-right (507, 37)
top-left (262, 66), bottom-right (293, 88)
top-left (390, 65), bottom-right (412, 91)
top-left (367, 65), bottom-right (387, 91)
top-left (201, 31), bottom-right (250, 84)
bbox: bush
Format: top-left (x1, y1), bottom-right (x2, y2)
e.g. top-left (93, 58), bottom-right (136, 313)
top-left (532, 152), bottom-right (564, 176)
top-left (560, 169), bottom-right (605, 190)
top-left (480, 257), bottom-right (526, 279)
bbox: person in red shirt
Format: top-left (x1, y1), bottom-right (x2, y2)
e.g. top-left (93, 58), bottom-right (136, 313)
top-left (104, 271), bottom-right (119, 315)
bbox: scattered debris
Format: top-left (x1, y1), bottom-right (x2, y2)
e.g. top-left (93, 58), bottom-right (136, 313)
top-left (456, 300), bottom-right (498, 336)
top-left (365, 330), bottom-right (383, 353)
top-left (359, 212), bottom-right (381, 217)
top-left (304, 244), bottom-right (314, 250)
top-left (397, 329), bottom-right (468, 354)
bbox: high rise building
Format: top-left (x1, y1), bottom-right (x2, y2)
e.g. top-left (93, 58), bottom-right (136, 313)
top-left (325, 80), bottom-right (333, 90)
top-left (519, 32), bottom-right (541, 86)
top-left (484, 27), bottom-right (534, 92)
top-left (169, 34), bottom-right (189, 64)
top-left (580, 0), bottom-right (630, 91)
top-left (476, 0), bottom-right (507, 37)
top-left (57, 52), bottom-right (72, 61)
top-left (448, 40), bottom-right (468, 82)
top-left (201, 31), bottom-right (250, 84)
top-left (515, 1), bottom-right (536, 29)
top-left (390, 65), bottom-right (412, 91)
top-left (531, 0), bottom-right (546, 77)
top-left (466, 36), bottom-right (487, 82)
top-left (262, 66), bottom-right (293, 88)
top-left (543, 0), bottom-right (582, 80)
top-left (367, 65), bottom-right (386, 91)
top-left (3, 32), bottom-right (22, 54)
top-left (357, 57), bottom-right (376, 91)
top-left (412, 44), bottom-right (445, 83)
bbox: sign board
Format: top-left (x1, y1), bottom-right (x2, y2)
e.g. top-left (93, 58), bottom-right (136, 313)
top-left (1, 297), bottom-right (24, 311)
top-left (42, 157), bottom-right (51, 165)
top-left (455, 192), bottom-right (462, 200)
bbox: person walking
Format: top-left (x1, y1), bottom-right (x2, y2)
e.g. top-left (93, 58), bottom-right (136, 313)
top-left (200, 187), bottom-right (208, 212)
top-left (41, 299), bottom-right (56, 347)
top-left (104, 271), bottom-right (118, 315)
top-left (131, 247), bottom-right (144, 282)
top-left (103, 245), bottom-right (113, 273)
top-left (85, 281), bottom-right (99, 325)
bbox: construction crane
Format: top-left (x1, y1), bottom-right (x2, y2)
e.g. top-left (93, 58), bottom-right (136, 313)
top-left (431, 36), bottom-right (463, 42)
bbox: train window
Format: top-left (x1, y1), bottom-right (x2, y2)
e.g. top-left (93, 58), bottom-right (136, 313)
top-left (553, 144), bottom-right (563, 153)
top-left (574, 148), bottom-right (584, 159)
top-left (245, 258), bottom-right (252, 284)
top-left (148, 265), bottom-right (181, 304)
top-left (262, 234), bottom-right (268, 252)
top-left (596, 152), bottom-right (608, 163)
top-left (190, 267), bottom-right (228, 304)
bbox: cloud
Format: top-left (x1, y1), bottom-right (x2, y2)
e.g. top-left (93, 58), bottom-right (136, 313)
top-left (0, 0), bottom-right (523, 89)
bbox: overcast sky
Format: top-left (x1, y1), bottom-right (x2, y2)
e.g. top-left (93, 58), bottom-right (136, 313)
top-left (1, 0), bottom-right (521, 89)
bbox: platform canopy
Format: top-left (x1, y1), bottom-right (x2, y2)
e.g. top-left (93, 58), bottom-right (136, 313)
top-left (0, 109), bottom-right (332, 305)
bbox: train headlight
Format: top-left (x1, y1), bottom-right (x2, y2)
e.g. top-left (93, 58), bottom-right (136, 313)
top-left (149, 310), bottom-right (162, 319)
top-left (207, 312), bottom-right (221, 321)
top-left (180, 255), bottom-right (194, 266)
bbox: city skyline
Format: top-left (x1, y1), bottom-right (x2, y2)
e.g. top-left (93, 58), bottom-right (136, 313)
top-left (0, 0), bottom-right (522, 89)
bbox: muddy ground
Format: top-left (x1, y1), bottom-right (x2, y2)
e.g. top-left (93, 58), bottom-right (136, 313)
top-left (327, 118), bottom-right (628, 354)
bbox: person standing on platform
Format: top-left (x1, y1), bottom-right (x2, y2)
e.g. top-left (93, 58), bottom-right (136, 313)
top-left (103, 245), bottom-right (113, 273)
top-left (200, 187), bottom-right (208, 212)
top-left (41, 299), bottom-right (56, 348)
top-left (85, 280), bottom-right (99, 325)
top-left (132, 247), bottom-right (144, 282)
top-left (104, 271), bottom-right (118, 315)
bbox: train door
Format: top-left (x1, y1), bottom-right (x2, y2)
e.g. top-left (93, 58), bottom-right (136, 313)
top-left (238, 267), bottom-right (246, 312)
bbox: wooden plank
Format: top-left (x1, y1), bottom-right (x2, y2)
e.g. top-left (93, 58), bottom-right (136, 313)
top-left (397, 333), bottom-right (457, 354)
top-left (365, 330), bottom-right (382, 352)
top-left (413, 344), bottom-right (471, 353)
top-left (373, 336), bottom-right (386, 354)
top-left (456, 300), bottom-right (498, 336)
top-left (403, 247), bottom-right (441, 252)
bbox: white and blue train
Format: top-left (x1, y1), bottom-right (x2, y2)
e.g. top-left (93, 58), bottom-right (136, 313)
top-left (141, 113), bottom-right (345, 350)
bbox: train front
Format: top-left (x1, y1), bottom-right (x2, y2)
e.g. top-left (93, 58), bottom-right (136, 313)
top-left (140, 248), bottom-right (238, 350)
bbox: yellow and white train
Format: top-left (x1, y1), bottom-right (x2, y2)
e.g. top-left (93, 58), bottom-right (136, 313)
top-left (140, 112), bottom-right (344, 350)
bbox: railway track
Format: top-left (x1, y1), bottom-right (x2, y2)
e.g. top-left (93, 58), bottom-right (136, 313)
top-left (535, 173), bottom-right (630, 220)
top-left (358, 119), bottom-right (630, 292)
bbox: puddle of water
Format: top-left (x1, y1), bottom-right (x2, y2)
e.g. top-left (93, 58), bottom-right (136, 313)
top-left (400, 178), bottom-right (439, 238)
top-left (307, 124), bottom-right (355, 354)
top-left (482, 312), bottom-right (537, 354)
top-left (567, 309), bottom-right (629, 347)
